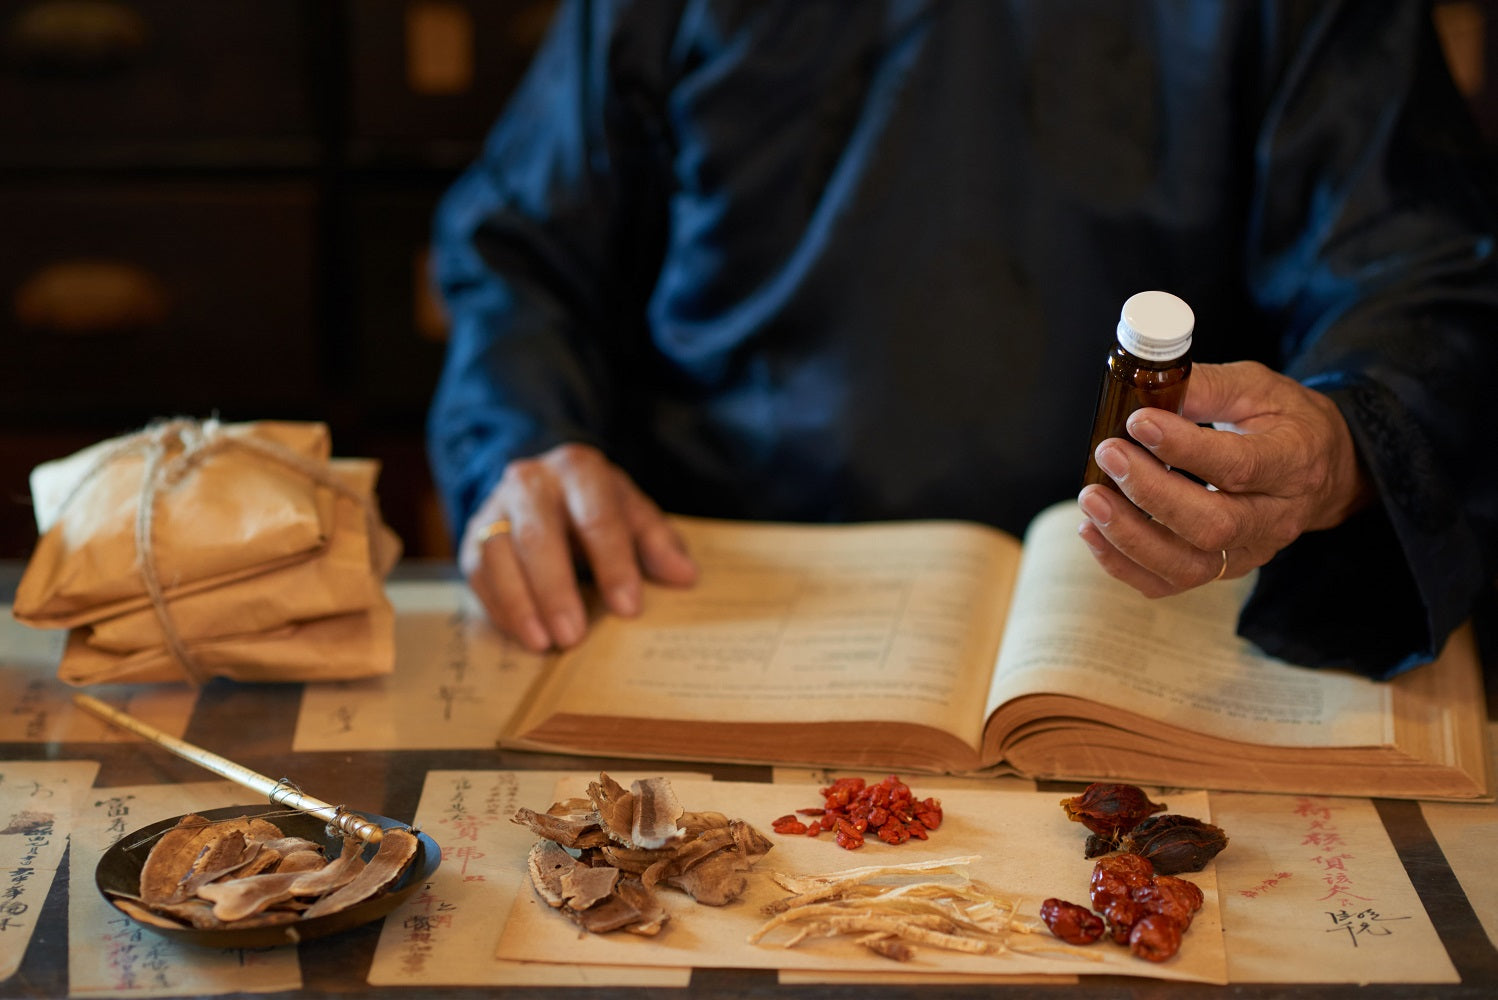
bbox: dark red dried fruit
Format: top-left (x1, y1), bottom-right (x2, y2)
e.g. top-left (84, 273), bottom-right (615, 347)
top-left (1128, 912), bottom-right (1183, 962)
top-left (1100, 897), bottom-right (1143, 945)
top-left (1083, 833), bottom-right (1115, 858)
top-left (1089, 852), bottom-right (1156, 910)
top-left (1151, 874), bottom-right (1204, 912)
top-left (1093, 852), bottom-right (1155, 885)
top-left (1131, 879), bottom-right (1198, 930)
top-left (1121, 814), bottom-right (1229, 875)
top-left (1039, 897), bottom-right (1106, 945)
top-left (1060, 783), bottom-right (1166, 841)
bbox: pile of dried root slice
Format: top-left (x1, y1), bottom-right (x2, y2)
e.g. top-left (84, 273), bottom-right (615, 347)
top-left (106, 812), bottom-right (420, 931)
top-left (513, 773), bottom-right (773, 936)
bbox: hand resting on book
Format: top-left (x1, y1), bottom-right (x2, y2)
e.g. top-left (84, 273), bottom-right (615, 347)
top-left (458, 442), bottom-right (698, 652)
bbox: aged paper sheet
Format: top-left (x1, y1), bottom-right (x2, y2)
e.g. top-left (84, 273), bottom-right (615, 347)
top-left (1213, 792), bottom-right (1457, 983)
top-left (367, 770), bottom-right (700, 988)
top-left (771, 769), bottom-right (1054, 987)
top-left (1421, 721), bottom-right (1498, 947)
top-left (293, 582), bottom-right (548, 751)
top-left (0, 609), bottom-right (195, 744)
top-left (68, 780), bottom-right (301, 997)
top-left (0, 760), bottom-right (99, 982)
top-left (498, 778), bottom-right (1227, 984)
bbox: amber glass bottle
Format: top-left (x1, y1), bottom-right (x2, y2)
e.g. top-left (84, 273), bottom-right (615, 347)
top-left (1081, 290), bottom-right (1194, 493)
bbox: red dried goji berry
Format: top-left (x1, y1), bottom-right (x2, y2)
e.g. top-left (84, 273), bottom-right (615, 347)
top-left (774, 775), bottom-right (940, 849)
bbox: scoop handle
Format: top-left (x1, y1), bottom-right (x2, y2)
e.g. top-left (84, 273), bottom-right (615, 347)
top-left (73, 692), bottom-right (384, 842)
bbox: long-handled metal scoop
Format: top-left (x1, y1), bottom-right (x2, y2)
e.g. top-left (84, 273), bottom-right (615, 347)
top-left (73, 692), bottom-right (384, 843)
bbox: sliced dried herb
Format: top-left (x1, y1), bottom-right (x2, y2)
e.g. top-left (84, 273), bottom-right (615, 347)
top-left (1060, 783), bottom-right (1166, 843)
top-left (1120, 814), bottom-right (1229, 875)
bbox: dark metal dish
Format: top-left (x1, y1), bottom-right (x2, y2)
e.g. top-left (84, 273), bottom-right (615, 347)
top-left (95, 803), bottom-right (440, 949)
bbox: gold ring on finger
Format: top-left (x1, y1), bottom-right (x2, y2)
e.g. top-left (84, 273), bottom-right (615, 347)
top-left (1212, 548), bottom-right (1229, 582)
top-left (480, 518), bottom-right (513, 543)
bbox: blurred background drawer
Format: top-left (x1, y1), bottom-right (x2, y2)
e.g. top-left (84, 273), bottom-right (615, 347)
top-left (0, 179), bottom-right (321, 421)
top-left (0, 0), bottom-right (320, 166)
top-left (344, 0), bottom-right (557, 167)
top-left (336, 181), bottom-right (449, 419)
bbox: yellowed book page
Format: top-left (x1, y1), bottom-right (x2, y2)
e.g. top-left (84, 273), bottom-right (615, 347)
top-left (294, 581), bottom-right (549, 751)
top-left (367, 770), bottom-right (701, 988)
top-left (771, 767), bottom-right (1038, 793)
top-left (985, 502), bottom-right (1388, 749)
top-left (498, 778), bottom-right (1228, 984)
top-left (518, 518), bottom-right (1018, 751)
top-left (0, 760), bottom-right (99, 983)
top-left (1213, 792), bottom-right (1457, 983)
top-left (0, 609), bottom-right (195, 743)
top-left (68, 781), bottom-right (302, 997)
top-left (1421, 721), bottom-right (1498, 948)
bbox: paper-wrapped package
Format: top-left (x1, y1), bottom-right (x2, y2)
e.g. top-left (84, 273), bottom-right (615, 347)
top-left (12, 419), bottom-right (403, 685)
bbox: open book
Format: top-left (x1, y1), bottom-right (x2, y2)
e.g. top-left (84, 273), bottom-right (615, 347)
top-left (503, 501), bottom-right (1492, 801)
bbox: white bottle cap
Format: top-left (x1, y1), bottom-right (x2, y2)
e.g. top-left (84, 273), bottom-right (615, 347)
top-left (1116, 290), bottom-right (1194, 362)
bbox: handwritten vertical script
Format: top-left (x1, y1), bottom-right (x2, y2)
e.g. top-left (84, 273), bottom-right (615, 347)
top-left (0, 760), bottom-right (98, 983)
top-left (366, 770), bottom-right (691, 988)
top-left (67, 780), bottom-right (301, 997)
top-left (1293, 797), bottom-right (1412, 947)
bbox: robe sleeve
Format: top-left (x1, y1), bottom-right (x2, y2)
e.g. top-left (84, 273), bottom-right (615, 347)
top-left (1240, 0), bottom-right (1498, 677)
top-left (425, 0), bottom-right (679, 538)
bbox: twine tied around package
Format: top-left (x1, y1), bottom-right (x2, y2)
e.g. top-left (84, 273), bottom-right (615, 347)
top-left (50, 418), bottom-right (381, 685)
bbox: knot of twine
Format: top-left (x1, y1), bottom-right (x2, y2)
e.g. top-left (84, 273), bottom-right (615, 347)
top-left (53, 418), bottom-right (380, 685)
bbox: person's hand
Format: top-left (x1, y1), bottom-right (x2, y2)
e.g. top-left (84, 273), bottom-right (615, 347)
top-left (459, 443), bottom-right (698, 650)
top-left (1076, 360), bottom-right (1371, 596)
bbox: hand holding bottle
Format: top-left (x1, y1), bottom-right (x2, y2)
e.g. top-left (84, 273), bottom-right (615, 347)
top-left (1076, 360), bottom-right (1371, 595)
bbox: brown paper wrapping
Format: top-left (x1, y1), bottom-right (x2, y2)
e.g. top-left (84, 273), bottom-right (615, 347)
top-left (12, 419), bottom-right (403, 686)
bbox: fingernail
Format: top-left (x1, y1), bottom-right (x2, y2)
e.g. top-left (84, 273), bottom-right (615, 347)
top-left (610, 582), bottom-right (641, 617)
top-left (1129, 414), bottom-right (1162, 447)
top-left (1078, 487), bottom-right (1114, 525)
top-left (518, 616), bottom-right (550, 652)
top-left (1076, 522), bottom-right (1105, 555)
top-left (550, 611), bottom-right (584, 648)
top-left (1095, 442), bottom-right (1128, 480)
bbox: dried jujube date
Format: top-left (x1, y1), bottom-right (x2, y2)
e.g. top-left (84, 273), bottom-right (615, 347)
top-left (1130, 876), bottom-right (1201, 930)
top-left (1088, 851), bottom-right (1154, 910)
top-left (1093, 852), bottom-right (1154, 885)
top-left (1039, 897), bottom-right (1106, 945)
top-left (1060, 782), bottom-right (1166, 841)
top-left (1100, 897), bottom-right (1144, 945)
top-left (1128, 912), bottom-right (1183, 962)
top-left (1121, 814), bottom-right (1229, 875)
top-left (1042, 852), bottom-right (1208, 964)
top-left (1151, 874), bottom-right (1204, 911)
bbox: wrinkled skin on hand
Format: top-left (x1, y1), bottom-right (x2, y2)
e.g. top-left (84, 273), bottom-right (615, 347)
top-left (1077, 361), bottom-right (1371, 595)
top-left (460, 443), bottom-right (698, 651)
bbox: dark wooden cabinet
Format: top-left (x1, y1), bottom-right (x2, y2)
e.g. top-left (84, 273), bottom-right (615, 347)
top-left (0, 0), bottom-right (558, 560)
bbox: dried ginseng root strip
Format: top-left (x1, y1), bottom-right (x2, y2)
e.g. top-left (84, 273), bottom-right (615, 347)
top-left (751, 855), bottom-right (1076, 964)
